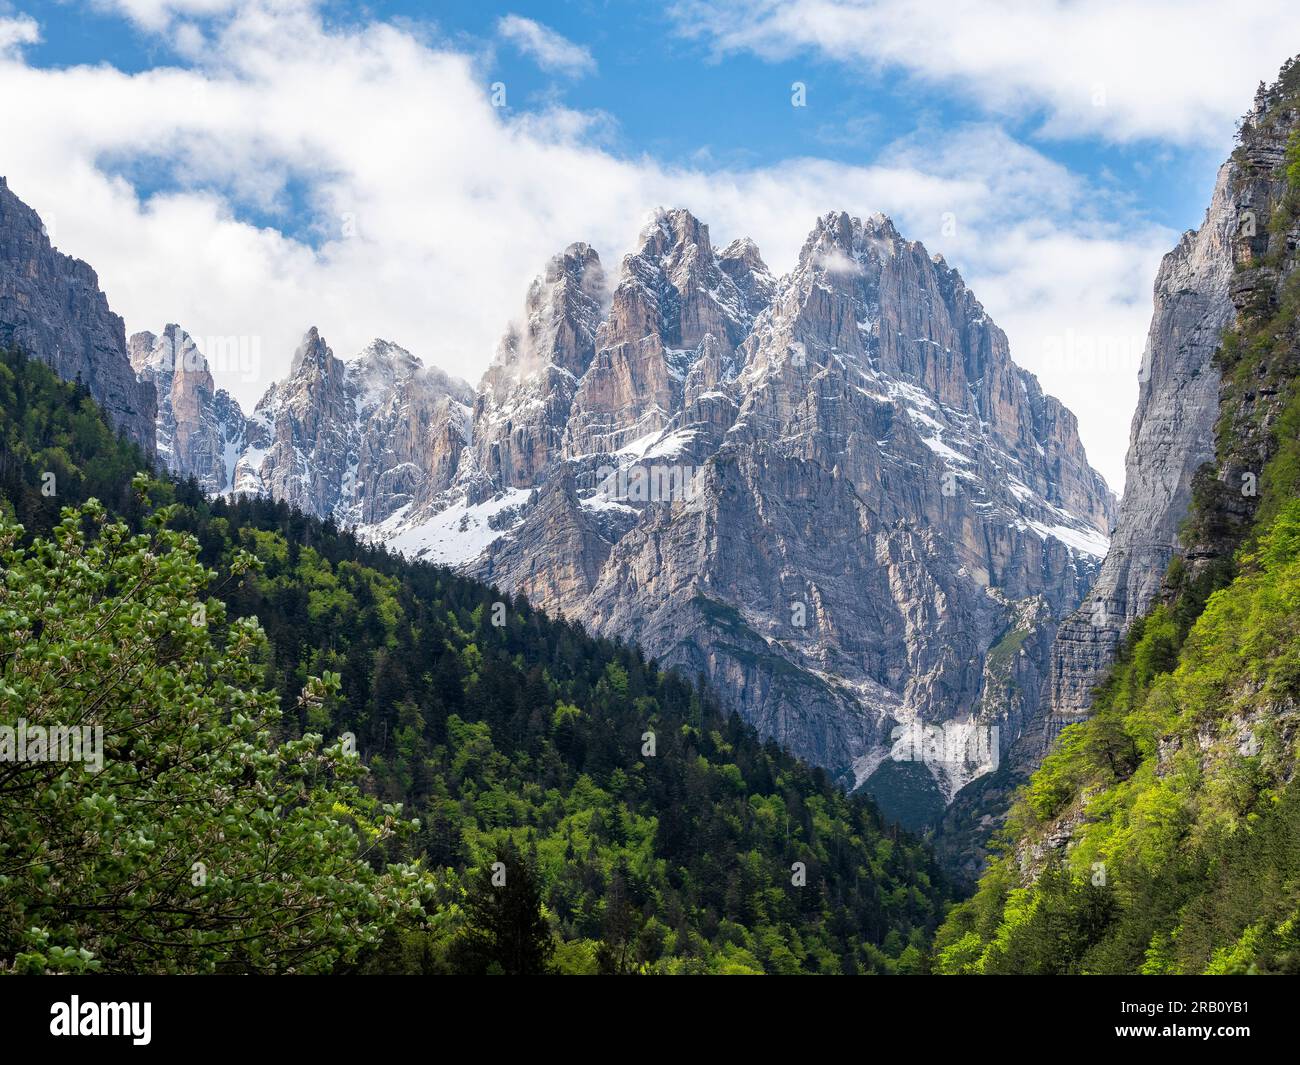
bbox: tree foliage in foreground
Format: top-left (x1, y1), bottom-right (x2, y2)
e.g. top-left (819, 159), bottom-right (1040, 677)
top-left (0, 492), bottom-right (434, 973)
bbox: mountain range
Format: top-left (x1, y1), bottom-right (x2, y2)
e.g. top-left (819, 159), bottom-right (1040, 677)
top-left (0, 61), bottom-right (1274, 861)
top-left (109, 205), bottom-right (1121, 822)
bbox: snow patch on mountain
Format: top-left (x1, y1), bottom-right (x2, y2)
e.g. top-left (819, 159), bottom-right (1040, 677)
top-left (372, 489), bottom-right (532, 566)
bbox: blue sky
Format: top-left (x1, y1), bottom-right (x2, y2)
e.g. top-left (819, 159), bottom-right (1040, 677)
top-left (3, 0), bottom-right (1299, 488)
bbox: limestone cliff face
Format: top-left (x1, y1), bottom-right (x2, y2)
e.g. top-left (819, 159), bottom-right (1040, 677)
top-left (1043, 125), bottom-right (1276, 728)
top-left (563, 208), bottom-right (770, 458)
top-left (471, 243), bottom-right (605, 496)
top-left (947, 59), bottom-right (1300, 899)
top-left (938, 72), bottom-right (1300, 881)
top-left (130, 325), bottom-right (247, 493)
top-left (382, 208), bottom-right (1116, 800)
top-left (1043, 168), bottom-right (1236, 726)
top-left (1189, 78), bottom-right (1300, 570)
top-left (231, 330), bottom-right (472, 525)
top-left (0, 177), bottom-right (155, 452)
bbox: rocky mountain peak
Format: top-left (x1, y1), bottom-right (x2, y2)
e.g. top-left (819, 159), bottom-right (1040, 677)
top-left (636, 206), bottom-right (713, 260)
top-left (718, 237), bottom-right (776, 320)
top-left (132, 201), bottom-right (1117, 823)
top-left (130, 323), bottom-right (213, 387)
top-left (467, 243), bottom-right (607, 494)
top-left (510, 241), bottom-right (606, 379)
top-left (356, 207), bottom-right (1120, 813)
top-left (349, 338), bottom-right (427, 417)
top-left (354, 336), bottom-right (420, 373)
top-left (288, 325), bottom-right (337, 380)
top-left (602, 205), bottom-right (754, 352)
top-left (563, 207), bottom-right (770, 457)
top-left (130, 324), bottom-right (246, 493)
top-left (718, 235), bottom-right (763, 264)
top-left (232, 328), bottom-right (472, 527)
top-left (550, 239), bottom-right (600, 275)
top-left (798, 210), bottom-right (901, 272)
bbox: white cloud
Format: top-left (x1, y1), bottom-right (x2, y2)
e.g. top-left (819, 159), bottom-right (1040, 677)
top-left (671, 0), bottom-right (1300, 145)
top-left (0, 14), bottom-right (39, 54)
top-left (89, 0), bottom-right (250, 32)
top-left (0, 2), bottom-right (1188, 488)
top-left (497, 14), bottom-right (596, 77)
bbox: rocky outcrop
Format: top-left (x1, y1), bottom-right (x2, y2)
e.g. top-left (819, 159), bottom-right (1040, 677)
top-left (1041, 74), bottom-right (1300, 736)
top-left (943, 59), bottom-right (1300, 927)
top-left (472, 243), bottom-right (605, 495)
top-left (932, 67), bottom-right (1300, 881)
top-left (231, 330), bottom-right (472, 524)
top-left (940, 160), bottom-right (1241, 870)
top-left (0, 176), bottom-right (155, 451)
top-left (1184, 77), bottom-right (1300, 571)
top-left (1042, 164), bottom-right (1237, 725)
top-left (718, 238), bottom-right (776, 320)
top-left (130, 325), bottom-right (247, 493)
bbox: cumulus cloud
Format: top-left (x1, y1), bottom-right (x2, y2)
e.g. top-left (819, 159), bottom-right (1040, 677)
top-left (0, 13), bottom-right (38, 54)
top-left (497, 14), bottom-right (596, 77)
top-left (0, 1), bottom-right (1183, 487)
top-left (671, 0), bottom-right (1300, 145)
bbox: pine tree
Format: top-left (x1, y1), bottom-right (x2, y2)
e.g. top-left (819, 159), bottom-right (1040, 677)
top-left (596, 863), bottom-right (642, 975)
top-left (453, 840), bottom-right (554, 975)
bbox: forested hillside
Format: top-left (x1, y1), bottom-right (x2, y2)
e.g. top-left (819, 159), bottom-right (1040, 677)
top-left (0, 348), bottom-right (948, 974)
top-left (933, 61), bottom-right (1300, 975)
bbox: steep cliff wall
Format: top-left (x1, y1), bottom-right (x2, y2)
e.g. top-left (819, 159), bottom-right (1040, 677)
top-left (0, 177), bottom-right (155, 451)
